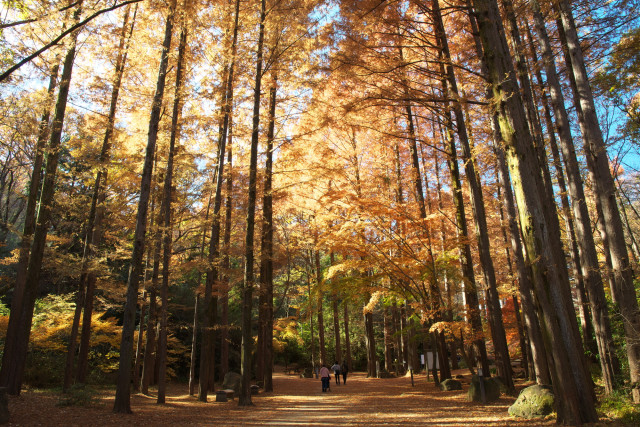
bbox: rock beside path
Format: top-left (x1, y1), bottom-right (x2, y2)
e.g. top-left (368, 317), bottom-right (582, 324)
top-left (508, 385), bottom-right (554, 419)
top-left (467, 375), bottom-right (501, 402)
top-left (440, 379), bottom-right (462, 391)
top-left (222, 372), bottom-right (242, 395)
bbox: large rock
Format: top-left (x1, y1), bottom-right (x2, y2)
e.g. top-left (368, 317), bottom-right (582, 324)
top-left (440, 379), bottom-right (462, 391)
top-left (508, 385), bottom-right (554, 419)
top-left (222, 371), bottom-right (242, 395)
top-left (467, 375), bottom-right (501, 402)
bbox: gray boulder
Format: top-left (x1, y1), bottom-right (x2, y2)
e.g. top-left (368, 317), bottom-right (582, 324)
top-left (508, 385), bottom-right (554, 419)
top-left (467, 375), bottom-right (501, 402)
top-left (222, 371), bottom-right (242, 395)
top-left (440, 379), bottom-right (462, 391)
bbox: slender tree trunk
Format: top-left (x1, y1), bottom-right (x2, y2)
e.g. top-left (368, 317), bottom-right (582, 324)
top-left (555, 0), bottom-right (640, 401)
top-left (384, 305), bottom-right (392, 372)
top-left (391, 302), bottom-right (401, 374)
top-left (494, 163), bottom-right (529, 379)
top-left (344, 299), bottom-right (351, 369)
top-left (308, 273), bottom-right (316, 369)
top-left (199, 0), bottom-right (240, 401)
top-left (189, 294), bottom-right (199, 396)
top-left (315, 250), bottom-right (326, 367)
top-left (0, 32), bottom-right (60, 397)
top-left (113, 0), bottom-right (176, 413)
top-left (400, 304), bottom-right (408, 369)
top-left (364, 307), bottom-right (376, 377)
top-left (332, 292), bottom-right (342, 365)
top-left (157, 23), bottom-right (187, 405)
top-left (0, 3), bottom-right (82, 395)
top-left (238, 0), bottom-right (266, 406)
top-left (133, 292), bottom-right (146, 392)
top-left (220, 127), bottom-right (233, 380)
top-left (260, 80), bottom-right (277, 392)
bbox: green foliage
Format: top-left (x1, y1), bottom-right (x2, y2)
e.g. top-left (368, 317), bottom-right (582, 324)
top-left (57, 384), bottom-right (100, 407)
top-left (0, 300), bottom-right (9, 316)
top-left (599, 390), bottom-right (640, 424)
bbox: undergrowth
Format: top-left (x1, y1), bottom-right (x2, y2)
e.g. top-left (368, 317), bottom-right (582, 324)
top-left (56, 384), bottom-right (99, 407)
top-left (598, 390), bottom-right (640, 424)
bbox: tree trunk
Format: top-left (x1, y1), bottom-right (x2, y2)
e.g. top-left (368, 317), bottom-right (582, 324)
top-left (364, 308), bottom-right (376, 377)
top-left (113, 0), bottom-right (176, 413)
top-left (0, 3), bottom-right (82, 395)
top-left (0, 30), bottom-right (61, 397)
top-left (343, 298), bottom-right (352, 369)
top-left (391, 302), bottom-right (402, 374)
top-left (315, 250), bottom-right (326, 367)
top-left (260, 80), bottom-right (277, 392)
top-left (133, 292), bottom-right (146, 392)
top-left (238, 0), bottom-right (266, 406)
top-left (189, 295), bottom-right (199, 396)
top-left (471, 0), bottom-right (597, 421)
top-left (220, 129), bottom-right (233, 380)
top-left (64, 4), bottom-right (136, 392)
top-left (157, 23), bottom-right (187, 405)
top-left (199, 0), bottom-right (240, 401)
top-left (434, 0), bottom-right (512, 390)
top-left (555, 0), bottom-right (640, 401)
top-left (308, 273), bottom-right (316, 370)
top-left (384, 305), bottom-right (392, 372)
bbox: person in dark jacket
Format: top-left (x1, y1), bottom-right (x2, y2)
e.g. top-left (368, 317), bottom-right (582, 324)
top-left (341, 360), bottom-right (349, 384)
top-left (331, 361), bottom-right (341, 385)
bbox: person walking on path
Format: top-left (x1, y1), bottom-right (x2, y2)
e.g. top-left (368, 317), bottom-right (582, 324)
top-left (320, 364), bottom-right (331, 392)
top-left (341, 360), bottom-right (349, 384)
top-left (331, 361), bottom-right (341, 385)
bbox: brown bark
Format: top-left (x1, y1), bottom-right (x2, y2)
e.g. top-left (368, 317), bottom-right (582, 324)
top-left (238, 0), bottom-right (266, 406)
top-left (199, 0), bottom-right (240, 401)
top-left (315, 250), bottom-right (326, 367)
top-left (133, 292), bottom-right (146, 391)
top-left (434, 0), bottom-right (512, 390)
top-left (0, 3), bottom-right (81, 395)
top-left (157, 22), bottom-right (187, 405)
top-left (384, 305), bottom-right (392, 372)
top-left (343, 299), bottom-right (352, 369)
top-left (470, 0), bottom-right (597, 421)
top-left (113, 0), bottom-right (176, 413)
top-left (220, 129), bottom-right (233, 380)
top-left (64, 4), bottom-right (136, 391)
top-left (555, 0), bottom-right (640, 401)
top-left (189, 294), bottom-right (199, 396)
top-left (364, 307), bottom-right (376, 377)
top-left (259, 80), bottom-right (277, 392)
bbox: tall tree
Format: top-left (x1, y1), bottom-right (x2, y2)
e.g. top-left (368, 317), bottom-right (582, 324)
top-left (555, 0), bottom-right (640, 401)
top-left (0, 1), bottom-right (83, 395)
top-left (157, 20), bottom-right (188, 405)
top-left (239, 0), bottom-right (267, 406)
top-left (113, 0), bottom-right (177, 413)
top-left (64, 3), bottom-right (137, 390)
top-left (470, 0), bottom-right (597, 422)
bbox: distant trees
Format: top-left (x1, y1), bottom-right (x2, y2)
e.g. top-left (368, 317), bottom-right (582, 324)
top-left (0, 0), bottom-right (638, 421)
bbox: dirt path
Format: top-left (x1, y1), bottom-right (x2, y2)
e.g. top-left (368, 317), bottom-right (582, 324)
top-left (8, 370), bottom-right (559, 426)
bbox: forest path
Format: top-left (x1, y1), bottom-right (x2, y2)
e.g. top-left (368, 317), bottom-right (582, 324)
top-left (8, 369), bottom-right (557, 426)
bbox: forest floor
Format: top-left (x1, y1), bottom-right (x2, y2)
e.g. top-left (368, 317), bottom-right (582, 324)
top-left (5, 368), bottom-right (622, 426)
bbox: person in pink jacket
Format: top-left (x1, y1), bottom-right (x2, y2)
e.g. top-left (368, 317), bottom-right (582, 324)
top-left (319, 364), bottom-right (331, 392)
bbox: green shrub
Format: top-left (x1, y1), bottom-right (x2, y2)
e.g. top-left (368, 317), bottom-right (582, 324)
top-left (599, 390), bottom-right (640, 424)
top-left (57, 384), bottom-right (99, 407)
